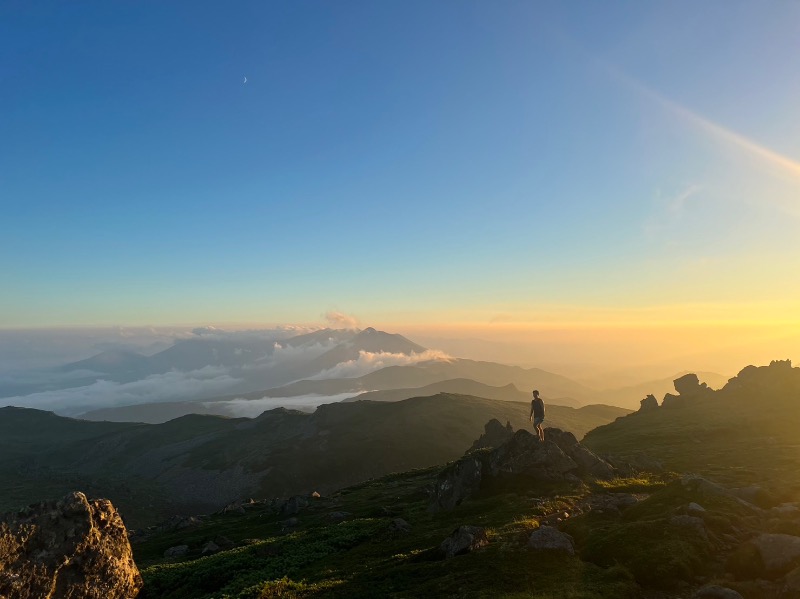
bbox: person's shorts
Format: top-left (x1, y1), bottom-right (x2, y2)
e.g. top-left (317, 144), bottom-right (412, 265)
top-left (533, 417), bottom-right (544, 427)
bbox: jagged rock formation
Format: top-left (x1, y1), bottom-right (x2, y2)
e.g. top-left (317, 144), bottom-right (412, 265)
top-left (0, 491), bottom-right (142, 599)
top-left (469, 418), bottom-right (514, 451)
top-left (662, 373), bottom-right (714, 407)
top-left (429, 427), bottom-right (615, 512)
top-left (638, 394), bottom-right (658, 412)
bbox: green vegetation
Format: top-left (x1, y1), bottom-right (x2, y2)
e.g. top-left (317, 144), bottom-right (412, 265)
top-left (136, 468), bottom-right (639, 598)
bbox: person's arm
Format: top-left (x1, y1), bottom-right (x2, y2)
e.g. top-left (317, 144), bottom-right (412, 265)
top-left (529, 400), bottom-right (534, 420)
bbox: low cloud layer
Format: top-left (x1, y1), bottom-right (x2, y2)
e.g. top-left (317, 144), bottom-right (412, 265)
top-left (310, 349), bottom-right (452, 380)
top-left (0, 366), bottom-right (242, 416)
top-left (203, 392), bottom-right (361, 418)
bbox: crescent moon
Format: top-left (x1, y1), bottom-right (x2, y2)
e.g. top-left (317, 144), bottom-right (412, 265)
top-left (243, 76), bottom-right (247, 83)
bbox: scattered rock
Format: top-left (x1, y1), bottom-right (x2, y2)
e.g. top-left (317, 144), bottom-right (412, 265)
top-left (388, 518), bottom-right (411, 534)
top-left (201, 541), bottom-right (220, 555)
top-left (282, 517), bottom-right (299, 529)
top-left (527, 525), bottom-right (575, 555)
top-left (221, 502), bottom-right (246, 515)
top-left (772, 503), bottom-right (800, 518)
top-left (311, 491), bottom-right (321, 498)
top-left (329, 511), bottom-right (351, 522)
top-left (687, 502), bottom-right (707, 516)
top-left (670, 515), bottom-right (709, 541)
top-left (681, 476), bottom-right (761, 513)
top-left (692, 585), bottom-right (744, 599)
top-left (439, 525), bottom-right (489, 559)
top-left (164, 545), bottom-right (189, 558)
top-left (214, 535), bottom-right (235, 549)
top-left (750, 533), bottom-right (800, 577)
top-left (784, 565), bottom-right (800, 594)
top-left (729, 486), bottom-right (763, 504)
top-left (281, 495), bottom-right (310, 516)
top-left (586, 493), bottom-right (639, 514)
top-left (0, 491), bottom-right (142, 599)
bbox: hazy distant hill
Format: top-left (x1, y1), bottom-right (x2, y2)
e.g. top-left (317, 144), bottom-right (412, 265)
top-left (592, 370), bottom-right (730, 409)
top-left (0, 395), bottom-right (628, 527)
top-left (343, 378), bottom-right (582, 408)
top-left (583, 360), bottom-right (800, 491)
top-left (254, 358), bottom-right (596, 400)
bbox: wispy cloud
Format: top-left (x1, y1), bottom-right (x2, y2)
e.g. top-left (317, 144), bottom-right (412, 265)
top-left (601, 63), bottom-right (800, 217)
top-left (309, 349), bottom-right (453, 380)
top-left (643, 183), bottom-right (704, 237)
top-left (324, 311), bottom-right (360, 329)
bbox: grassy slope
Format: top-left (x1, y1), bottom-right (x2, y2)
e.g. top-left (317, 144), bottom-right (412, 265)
top-left (0, 396), bottom-right (628, 528)
top-left (137, 468), bottom-right (643, 599)
top-left (583, 374), bottom-right (800, 498)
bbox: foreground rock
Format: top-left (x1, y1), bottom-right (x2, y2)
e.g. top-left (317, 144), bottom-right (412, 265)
top-left (527, 525), bottom-right (575, 554)
top-left (0, 491), bottom-right (142, 599)
top-left (430, 428), bottom-right (615, 512)
top-left (439, 525), bottom-right (489, 558)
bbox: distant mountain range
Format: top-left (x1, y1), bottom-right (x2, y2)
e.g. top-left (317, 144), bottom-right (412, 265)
top-left (3, 325), bottom-right (728, 423)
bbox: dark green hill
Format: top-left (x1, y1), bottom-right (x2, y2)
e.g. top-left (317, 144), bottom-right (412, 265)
top-left (0, 395), bottom-right (627, 528)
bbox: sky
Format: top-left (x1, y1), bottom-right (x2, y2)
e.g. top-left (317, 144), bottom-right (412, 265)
top-left (2, 1), bottom-right (799, 374)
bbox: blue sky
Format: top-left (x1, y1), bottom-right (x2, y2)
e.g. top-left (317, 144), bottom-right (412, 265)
top-left (2, 1), bottom-right (800, 333)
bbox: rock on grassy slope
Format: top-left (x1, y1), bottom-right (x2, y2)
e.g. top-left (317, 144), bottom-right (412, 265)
top-left (136, 421), bottom-right (790, 598)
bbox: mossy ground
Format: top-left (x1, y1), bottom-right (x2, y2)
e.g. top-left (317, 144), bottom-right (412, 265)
top-left (135, 468), bottom-right (673, 598)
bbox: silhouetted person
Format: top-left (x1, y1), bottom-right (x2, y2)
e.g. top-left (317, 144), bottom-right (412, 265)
top-left (529, 389), bottom-right (545, 441)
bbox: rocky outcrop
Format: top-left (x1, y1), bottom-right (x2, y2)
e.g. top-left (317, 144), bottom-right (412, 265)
top-left (663, 373), bottom-right (714, 408)
top-left (439, 525), bottom-right (489, 559)
top-left (639, 394), bottom-right (659, 411)
top-left (0, 491), bottom-right (142, 599)
top-left (428, 454), bottom-right (485, 512)
top-left (429, 428), bottom-right (616, 512)
top-left (470, 418), bottom-right (514, 451)
top-left (545, 429), bottom-right (615, 480)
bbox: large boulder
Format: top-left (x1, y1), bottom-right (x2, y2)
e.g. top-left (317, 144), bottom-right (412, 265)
top-left (0, 491), bottom-right (142, 599)
top-left (428, 455), bottom-right (484, 512)
top-left (527, 525), bottom-right (575, 554)
top-left (545, 429), bottom-right (615, 479)
top-left (439, 525), bottom-right (489, 559)
top-left (750, 533), bottom-right (800, 577)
